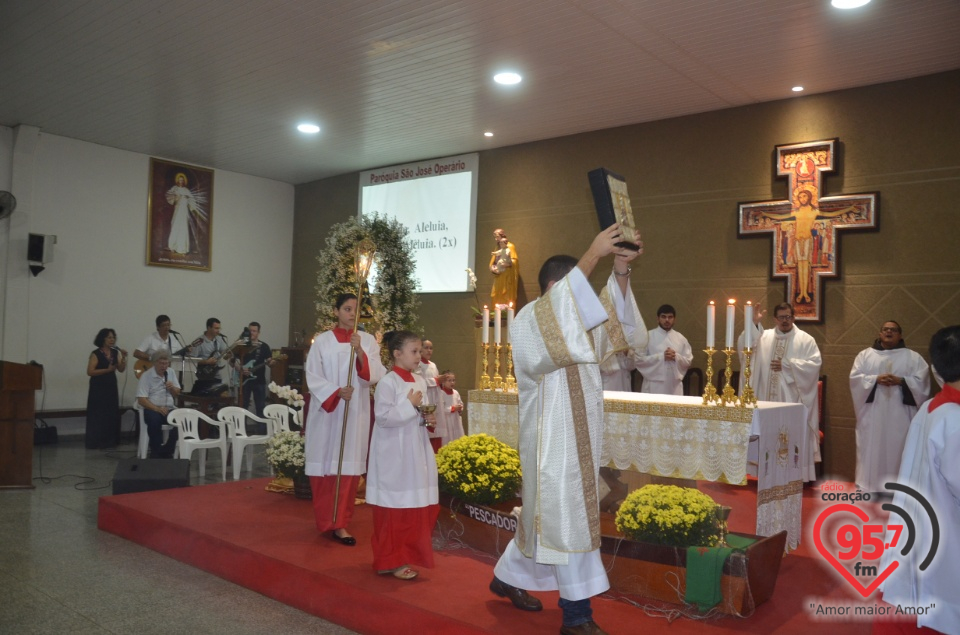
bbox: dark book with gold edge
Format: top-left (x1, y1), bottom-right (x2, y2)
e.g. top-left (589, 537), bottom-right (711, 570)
top-left (588, 167), bottom-right (640, 251)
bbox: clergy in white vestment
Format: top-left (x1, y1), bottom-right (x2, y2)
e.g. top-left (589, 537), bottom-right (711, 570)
top-left (879, 325), bottom-right (960, 634)
top-left (634, 304), bottom-right (693, 396)
top-left (849, 321), bottom-right (929, 493)
top-left (739, 302), bottom-right (822, 482)
top-left (305, 293), bottom-right (387, 545)
top-left (491, 225), bottom-right (641, 635)
top-left (597, 269), bottom-right (647, 392)
top-left (416, 339), bottom-right (443, 451)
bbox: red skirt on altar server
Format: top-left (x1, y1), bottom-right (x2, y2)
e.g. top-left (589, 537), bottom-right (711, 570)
top-left (370, 504), bottom-right (440, 571)
top-left (310, 475), bottom-right (361, 532)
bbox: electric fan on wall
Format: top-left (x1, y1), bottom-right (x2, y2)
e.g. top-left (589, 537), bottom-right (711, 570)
top-left (0, 191), bottom-right (16, 220)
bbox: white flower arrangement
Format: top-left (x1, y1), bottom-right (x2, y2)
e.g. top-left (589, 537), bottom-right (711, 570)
top-left (265, 430), bottom-right (306, 479)
top-left (466, 268), bottom-right (482, 318)
top-left (314, 214), bottom-right (420, 336)
top-left (268, 381), bottom-right (305, 408)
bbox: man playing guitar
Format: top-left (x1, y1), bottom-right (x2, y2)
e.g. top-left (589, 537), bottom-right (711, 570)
top-left (133, 314), bottom-right (178, 378)
top-left (190, 317), bottom-right (230, 390)
top-left (236, 321), bottom-right (275, 419)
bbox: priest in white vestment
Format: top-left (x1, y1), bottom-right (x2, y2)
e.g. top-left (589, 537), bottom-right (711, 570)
top-left (597, 271), bottom-right (647, 392)
top-left (879, 325), bottom-right (960, 633)
top-left (739, 302), bottom-right (822, 482)
top-left (849, 321), bottom-right (929, 494)
top-left (634, 304), bottom-right (693, 396)
top-left (491, 225), bottom-right (640, 635)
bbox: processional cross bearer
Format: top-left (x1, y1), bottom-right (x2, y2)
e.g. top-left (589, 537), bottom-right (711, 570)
top-left (738, 138), bottom-right (878, 322)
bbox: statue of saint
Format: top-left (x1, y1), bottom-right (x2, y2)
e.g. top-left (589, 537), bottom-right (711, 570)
top-left (489, 228), bottom-right (518, 307)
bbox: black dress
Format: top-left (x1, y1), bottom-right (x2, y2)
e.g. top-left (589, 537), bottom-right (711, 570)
top-left (85, 349), bottom-right (121, 449)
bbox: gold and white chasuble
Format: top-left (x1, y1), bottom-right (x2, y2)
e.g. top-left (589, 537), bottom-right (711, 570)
top-left (512, 269), bottom-right (634, 565)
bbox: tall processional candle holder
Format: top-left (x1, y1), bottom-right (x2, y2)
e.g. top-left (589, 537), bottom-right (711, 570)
top-left (333, 239), bottom-right (376, 523)
top-left (739, 347), bottom-right (758, 407)
top-left (504, 344), bottom-right (517, 392)
top-left (479, 343), bottom-right (492, 390)
top-left (702, 348), bottom-right (720, 405)
top-left (720, 347), bottom-right (738, 406)
top-left (492, 344), bottom-right (503, 390)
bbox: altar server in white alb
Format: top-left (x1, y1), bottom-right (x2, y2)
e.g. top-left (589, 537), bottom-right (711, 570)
top-left (417, 339), bottom-right (443, 452)
top-left (491, 225), bottom-right (641, 635)
top-left (634, 304), bottom-right (692, 395)
top-left (879, 325), bottom-right (960, 633)
top-left (305, 293), bottom-right (387, 546)
top-left (740, 302), bottom-right (822, 481)
top-left (367, 331), bottom-right (439, 581)
top-left (849, 321), bottom-right (929, 494)
top-left (597, 265), bottom-right (647, 392)
top-left (437, 371), bottom-right (465, 445)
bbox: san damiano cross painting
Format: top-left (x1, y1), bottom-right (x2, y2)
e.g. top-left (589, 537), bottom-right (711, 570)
top-left (738, 139), bottom-right (878, 322)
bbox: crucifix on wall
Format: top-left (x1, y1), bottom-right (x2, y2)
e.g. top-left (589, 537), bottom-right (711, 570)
top-left (738, 138), bottom-right (879, 322)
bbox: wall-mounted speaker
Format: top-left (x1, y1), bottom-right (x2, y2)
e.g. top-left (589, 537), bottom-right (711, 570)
top-left (27, 233), bottom-right (56, 264)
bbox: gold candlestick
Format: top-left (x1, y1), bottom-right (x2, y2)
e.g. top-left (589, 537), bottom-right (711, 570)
top-left (492, 343), bottom-right (503, 390)
top-left (720, 347), bottom-right (737, 406)
top-left (479, 342), bottom-right (492, 390)
top-left (702, 347), bottom-right (719, 405)
top-left (504, 343), bottom-right (517, 392)
top-left (738, 347), bottom-right (758, 407)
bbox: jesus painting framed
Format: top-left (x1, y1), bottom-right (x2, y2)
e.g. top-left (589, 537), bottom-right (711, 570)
top-left (146, 157), bottom-right (214, 271)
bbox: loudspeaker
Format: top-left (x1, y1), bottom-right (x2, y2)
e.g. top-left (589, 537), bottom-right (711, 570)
top-left (112, 458), bottom-right (190, 495)
top-left (27, 233), bottom-right (57, 264)
top-left (34, 424), bottom-right (58, 445)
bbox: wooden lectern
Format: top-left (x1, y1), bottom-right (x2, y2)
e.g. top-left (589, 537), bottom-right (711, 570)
top-left (0, 361), bottom-right (43, 488)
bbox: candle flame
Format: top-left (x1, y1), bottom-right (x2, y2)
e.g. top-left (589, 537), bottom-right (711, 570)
top-left (709, 300), bottom-right (715, 306)
top-left (746, 300), bottom-right (752, 305)
top-left (728, 298), bottom-right (736, 305)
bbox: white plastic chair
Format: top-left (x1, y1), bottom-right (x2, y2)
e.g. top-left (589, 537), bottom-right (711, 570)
top-left (217, 406), bottom-right (275, 480)
top-left (166, 408), bottom-right (228, 480)
top-left (263, 403), bottom-right (298, 433)
top-left (135, 405), bottom-right (177, 459)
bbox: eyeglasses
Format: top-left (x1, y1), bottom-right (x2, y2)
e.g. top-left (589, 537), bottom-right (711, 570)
top-left (880, 327), bottom-right (901, 333)
top-left (775, 314), bottom-right (794, 321)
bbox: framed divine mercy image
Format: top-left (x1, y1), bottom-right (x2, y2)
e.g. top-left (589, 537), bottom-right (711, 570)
top-left (146, 157), bottom-right (214, 271)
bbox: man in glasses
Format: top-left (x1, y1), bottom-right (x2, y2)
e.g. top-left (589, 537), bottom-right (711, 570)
top-left (849, 321), bottom-right (929, 495)
top-left (743, 302), bottom-right (822, 481)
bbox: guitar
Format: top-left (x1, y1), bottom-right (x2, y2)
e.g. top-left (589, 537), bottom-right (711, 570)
top-left (133, 338), bottom-right (203, 378)
top-left (195, 337), bottom-right (248, 380)
top-left (235, 354), bottom-right (288, 383)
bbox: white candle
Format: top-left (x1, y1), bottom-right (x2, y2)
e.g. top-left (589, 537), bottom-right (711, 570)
top-left (706, 301), bottom-right (716, 349)
top-left (725, 299), bottom-right (736, 349)
top-left (494, 306), bottom-right (502, 344)
top-left (482, 306), bottom-right (489, 344)
top-left (506, 303), bottom-right (514, 344)
top-left (744, 301), bottom-right (754, 350)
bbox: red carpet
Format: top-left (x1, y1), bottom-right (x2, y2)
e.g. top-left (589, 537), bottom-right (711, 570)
top-left (98, 479), bottom-right (879, 634)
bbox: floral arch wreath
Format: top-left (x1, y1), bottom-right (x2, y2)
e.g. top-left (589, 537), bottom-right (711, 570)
top-left (314, 214), bottom-right (420, 337)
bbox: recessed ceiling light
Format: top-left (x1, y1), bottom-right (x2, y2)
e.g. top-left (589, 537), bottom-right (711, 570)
top-left (484, 131), bottom-right (494, 137)
top-left (831, 0), bottom-right (870, 9)
top-left (297, 123), bottom-right (320, 134)
top-left (493, 72), bottom-right (522, 85)
top-left (792, 86), bottom-right (804, 92)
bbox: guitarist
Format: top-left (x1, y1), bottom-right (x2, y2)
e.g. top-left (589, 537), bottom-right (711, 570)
top-left (190, 317), bottom-right (228, 392)
top-left (133, 314), bottom-right (177, 377)
top-left (237, 321), bottom-right (275, 419)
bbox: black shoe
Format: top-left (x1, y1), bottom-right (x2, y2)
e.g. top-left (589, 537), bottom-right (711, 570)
top-left (560, 621), bottom-right (608, 635)
top-left (328, 530), bottom-right (356, 546)
top-left (489, 577), bottom-right (543, 611)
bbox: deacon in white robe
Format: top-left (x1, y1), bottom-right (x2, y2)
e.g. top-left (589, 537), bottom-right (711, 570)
top-left (305, 318), bottom-right (386, 536)
top-left (492, 225), bottom-right (640, 632)
top-left (879, 325), bottom-right (960, 633)
top-left (634, 304), bottom-right (692, 396)
top-left (598, 271), bottom-right (647, 392)
top-left (739, 303), bottom-right (822, 482)
top-left (849, 321), bottom-right (929, 493)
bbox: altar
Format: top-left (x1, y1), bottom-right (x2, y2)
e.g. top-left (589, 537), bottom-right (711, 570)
top-left (467, 390), bottom-right (808, 550)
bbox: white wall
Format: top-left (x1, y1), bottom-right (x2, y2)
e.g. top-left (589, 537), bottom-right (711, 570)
top-left (0, 128), bottom-right (295, 411)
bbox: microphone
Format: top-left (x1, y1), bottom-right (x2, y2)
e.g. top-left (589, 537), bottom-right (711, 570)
top-left (170, 330), bottom-right (181, 335)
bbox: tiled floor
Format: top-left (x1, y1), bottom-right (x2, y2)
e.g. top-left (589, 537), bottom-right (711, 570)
top-left (0, 435), bottom-right (357, 635)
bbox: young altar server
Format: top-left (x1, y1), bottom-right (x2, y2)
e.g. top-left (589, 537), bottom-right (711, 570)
top-left (438, 370), bottom-right (465, 445)
top-left (305, 293), bottom-right (387, 546)
top-left (417, 338), bottom-right (443, 452)
top-left (367, 331), bottom-right (440, 580)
